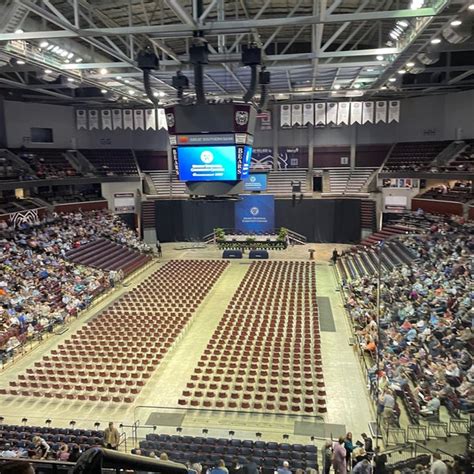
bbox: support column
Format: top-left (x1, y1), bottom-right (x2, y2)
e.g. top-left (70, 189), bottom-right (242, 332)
top-left (0, 99), bottom-right (7, 147)
top-left (272, 104), bottom-right (279, 170)
top-left (307, 127), bottom-right (314, 192)
top-left (350, 124), bottom-right (357, 170)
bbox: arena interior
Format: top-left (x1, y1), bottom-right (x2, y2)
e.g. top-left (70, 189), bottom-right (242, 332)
top-left (0, 0), bottom-right (473, 473)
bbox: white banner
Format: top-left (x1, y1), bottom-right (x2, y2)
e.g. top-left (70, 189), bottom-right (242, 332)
top-left (291, 104), bottom-right (303, 127)
top-left (337, 102), bottom-right (350, 125)
top-left (315, 103), bottom-right (326, 125)
top-left (123, 109), bottom-right (133, 129)
top-left (133, 109), bottom-right (144, 130)
top-left (350, 102), bottom-right (362, 124)
top-left (88, 110), bottom-right (99, 130)
top-left (326, 102), bottom-right (338, 124)
top-left (101, 110), bottom-right (112, 130)
top-left (112, 109), bottom-right (122, 130)
top-left (388, 100), bottom-right (400, 123)
top-left (145, 109), bottom-right (156, 130)
top-left (376, 101), bottom-right (387, 123)
top-left (362, 102), bottom-right (374, 124)
top-left (76, 109), bottom-right (87, 130)
top-left (280, 105), bottom-right (291, 128)
top-left (157, 108), bottom-right (168, 130)
top-left (303, 103), bottom-right (314, 126)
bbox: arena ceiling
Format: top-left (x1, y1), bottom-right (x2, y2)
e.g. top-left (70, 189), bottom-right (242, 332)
top-left (0, 0), bottom-right (472, 106)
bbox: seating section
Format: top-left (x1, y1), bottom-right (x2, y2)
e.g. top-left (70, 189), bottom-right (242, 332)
top-left (66, 238), bottom-right (151, 276)
top-left (266, 170), bottom-right (308, 195)
top-left (140, 434), bottom-right (319, 471)
top-left (178, 261), bottom-right (326, 414)
top-left (382, 141), bottom-right (451, 172)
top-left (147, 171), bottom-right (187, 197)
top-left (80, 149), bottom-right (139, 175)
top-left (0, 424), bottom-right (103, 452)
top-left (328, 168), bottom-right (374, 194)
top-left (0, 260), bottom-right (228, 403)
top-left (417, 182), bottom-right (473, 203)
top-left (360, 224), bottom-right (414, 246)
top-left (0, 198), bottom-right (41, 214)
top-left (12, 148), bottom-right (78, 178)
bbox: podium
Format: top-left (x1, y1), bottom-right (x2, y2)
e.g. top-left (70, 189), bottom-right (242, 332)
top-left (249, 250), bottom-right (269, 259)
top-left (223, 250), bottom-right (243, 259)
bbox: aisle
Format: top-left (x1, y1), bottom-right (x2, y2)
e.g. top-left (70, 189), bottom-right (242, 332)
top-left (316, 263), bottom-right (375, 439)
top-left (138, 262), bottom-right (250, 407)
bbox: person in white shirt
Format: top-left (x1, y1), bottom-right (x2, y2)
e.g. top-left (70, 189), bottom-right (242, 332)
top-left (430, 453), bottom-right (448, 474)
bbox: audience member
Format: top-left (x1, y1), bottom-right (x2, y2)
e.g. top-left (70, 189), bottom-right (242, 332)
top-left (333, 437), bottom-right (347, 474)
top-left (104, 422), bottom-right (120, 450)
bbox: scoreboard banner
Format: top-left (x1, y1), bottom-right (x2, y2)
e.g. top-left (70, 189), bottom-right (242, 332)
top-left (235, 194), bottom-right (275, 233)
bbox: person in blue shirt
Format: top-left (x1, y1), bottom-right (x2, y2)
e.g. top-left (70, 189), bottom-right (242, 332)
top-left (211, 460), bottom-right (229, 474)
top-left (277, 461), bottom-right (292, 474)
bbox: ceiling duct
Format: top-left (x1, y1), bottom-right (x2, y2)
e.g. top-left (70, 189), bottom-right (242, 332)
top-left (442, 23), bottom-right (471, 44)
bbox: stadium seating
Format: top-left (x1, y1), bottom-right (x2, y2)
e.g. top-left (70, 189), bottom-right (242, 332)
top-left (382, 141), bottom-right (451, 172)
top-left (417, 182), bottom-right (473, 203)
top-left (66, 238), bottom-right (151, 276)
top-left (266, 170), bottom-right (309, 195)
top-left (140, 433), bottom-right (319, 470)
top-left (0, 260), bottom-right (228, 403)
top-left (79, 149), bottom-right (139, 176)
top-left (178, 261), bottom-right (326, 414)
top-left (11, 148), bottom-right (78, 178)
top-left (0, 424), bottom-right (103, 452)
top-left (328, 168), bottom-right (375, 194)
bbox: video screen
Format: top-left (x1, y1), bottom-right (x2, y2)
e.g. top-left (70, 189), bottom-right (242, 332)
top-left (241, 146), bottom-right (253, 179)
top-left (243, 173), bottom-right (267, 191)
top-left (177, 145), bottom-right (237, 181)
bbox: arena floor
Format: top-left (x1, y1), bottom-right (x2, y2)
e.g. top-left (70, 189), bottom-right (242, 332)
top-left (0, 243), bottom-right (374, 444)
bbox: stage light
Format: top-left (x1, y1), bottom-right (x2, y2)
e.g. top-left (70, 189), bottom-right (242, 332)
top-left (46, 44), bottom-right (54, 51)
top-left (159, 91), bottom-right (166, 97)
top-left (354, 83), bottom-right (361, 89)
top-left (60, 50), bottom-right (68, 57)
top-left (67, 52), bottom-right (74, 59)
top-left (256, 432), bottom-right (262, 438)
top-left (124, 79), bottom-right (130, 83)
top-left (40, 41), bottom-right (49, 48)
top-left (283, 434), bottom-right (289, 440)
top-left (450, 20), bottom-right (462, 27)
top-left (228, 431), bottom-right (235, 437)
top-left (431, 38), bottom-right (441, 44)
top-left (398, 20), bottom-right (409, 28)
top-left (366, 68), bottom-right (374, 72)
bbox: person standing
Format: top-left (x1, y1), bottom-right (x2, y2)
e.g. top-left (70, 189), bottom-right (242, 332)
top-left (352, 459), bottom-right (373, 474)
top-left (344, 432), bottom-right (354, 469)
top-left (430, 453), bottom-right (448, 474)
top-left (333, 437), bottom-right (347, 474)
top-left (323, 441), bottom-right (333, 474)
top-left (104, 421), bottom-right (120, 450)
top-left (156, 242), bottom-right (162, 258)
top-left (32, 436), bottom-right (50, 459)
top-left (373, 447), bottom-right (387, 474)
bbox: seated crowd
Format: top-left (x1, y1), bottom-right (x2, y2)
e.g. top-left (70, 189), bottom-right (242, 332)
top-left (345, 214), bottom-right (473, 422)
top-left (0, 210), bottom-right (151, 359)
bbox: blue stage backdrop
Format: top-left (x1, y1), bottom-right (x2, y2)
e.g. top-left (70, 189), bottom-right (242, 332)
top-left (235, 195), bottom-right (275, 233)
top-left (243, 173), bottom-right (267, 192)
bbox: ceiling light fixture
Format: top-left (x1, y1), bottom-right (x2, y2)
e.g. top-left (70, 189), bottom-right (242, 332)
top-left (44, 69), bottom-right (52, 74)
top-left (380, 86), bottom-right (388, 90)
top-left (389, 77), bottom-right (397, 82)
top-left (128, 89), bottom-right (135, 95)
top-left (116, 75), bottom-right (122, 80)
top-left (158, 91), bottom-right (166, 97)
top-left (40, 41), bottom-right (49, 48)
top-left (67, 53), bottom-right (74, 59)
top-left (16, 60), bottom-right (25, 65)
top-left (468, 4), bottom-right (474, 11)
top-left (124, 79), bottom-right (130, 83)
top-left (75, 58), bottom-right (83, 63)
top-left (366, 68), bottom-right (374, 72)
top-left (398, 20), bottom-right (409, 28)
top-left (398, 69), bottom-right (407, 74)
top-left (101, 89), bottom-right (107, 94)
top-left (376, 55), bottom-right (384, 61)
top-left (15, 29), bottom-right (24, 34)
top-left (450, 20), bottom-right (462, 26)
top-left (431, 38), bottom-right (441, 44)
top-left (100, 68), bottom-right (108, 75)
top-left (406, 62), bottom-right (415, 67)
top-left (354, 84), bottom-right (361, 89)
top-left (334, 84), bottom-right (341, 90)
top-left (67, 77), bottom-right (74, 82)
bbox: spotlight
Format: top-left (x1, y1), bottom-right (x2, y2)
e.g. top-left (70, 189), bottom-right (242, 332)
top-left (380, 86), bottom-right (388, 90)
top-left (159, 91), bottom-right (166, 97)
top-left (60, 50), bottom-right (69, 57)
top-left (46, 45), bottom-right (54, 51)
top-left (366, 68), bottom-right (374, 72)
top-left (116, 75), bottom-right (122, 80)
top-left (40, 41), bottom-right (49, 48)
top-left (152, 426), bottom-right (157, 432)
top-left (67, 53), bottom-right (74, 59)
top-left (398, 20), bottom-right (409, 28)
top-left (119, 424), bottom-right (124, 429)
top-left (431, 38), bottom-right (441, 44)
top-left (100, 68), bottom-right (108, 75)
top-left (468, 4), bottom-right (474, 10)
top-left (124, 79), bottom-right (130, 83)
top-left (354, 83), bottom-right (361, 89)
top-left (310, 436), bottom-right (315, 442)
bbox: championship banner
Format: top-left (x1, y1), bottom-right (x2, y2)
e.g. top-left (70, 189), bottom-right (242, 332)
top-left (101, 110), bottom-right (112, 130)
top-left (350, 102), bottom-right (362, 124)
top-left (145, 109), bottom-right (156, 130)
top-left (157, 108), bottom-right (168, 130)
top-left (388, 100), bottom-right (400, 123)
top-left (337, 102), bottom-right (349, 125)
top-left (303, 103), bottom-right (314, 126)
top-left (280, 105), bottom-right (291, 128)
top-left (291, 104), bottom-right (303, 127)
top-left (88, 110), bottom-right (99, 130)
top-left (76, 109), bottom-right (87, 130)
top-left (112, 109), bottom-right (122, 129)
top-left (235, 194), bottom-right (275, 233)
top-left (133, 109), bottom-right (144, 130)
top-left (362, 102), bottom-right (374, 124)
top-left (123, 109), bottom-right (133, 129)
top-left (376, 101), bottom-right (387, 123)
top-left (315, 103), bottom-right (326, 125)
top-left (326, 102), bottom-right (338, 124)
top-left (257, 111), bottom-right (272, 131)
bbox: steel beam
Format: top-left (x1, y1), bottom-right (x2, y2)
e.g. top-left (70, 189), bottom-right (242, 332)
top-left (164, 0), bottom-right (196, 26)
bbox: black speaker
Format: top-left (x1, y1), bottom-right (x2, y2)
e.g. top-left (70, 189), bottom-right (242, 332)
top-left (223, 250), bottom-right (243, 259)
top-left (249, 250), bottom-right (269, 259)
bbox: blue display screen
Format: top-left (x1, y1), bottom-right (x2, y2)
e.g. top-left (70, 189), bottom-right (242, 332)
top-left (243, 173), bottom-right (267, 191)
top-left (241, 146), bottom-right (253, 179)
top-left (177, 146), bottom-right (237, 181)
